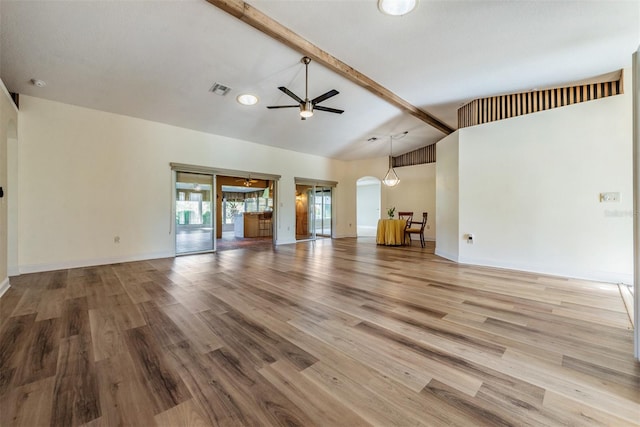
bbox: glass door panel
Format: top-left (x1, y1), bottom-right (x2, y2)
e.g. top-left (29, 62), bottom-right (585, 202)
top-left (176, 172), bottom-right (214, 254)
top-left (314, 187), bottom-right (332, 237)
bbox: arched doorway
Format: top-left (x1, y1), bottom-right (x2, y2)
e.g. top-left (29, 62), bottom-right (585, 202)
top-left (356, 176), bottom-right (381, 237)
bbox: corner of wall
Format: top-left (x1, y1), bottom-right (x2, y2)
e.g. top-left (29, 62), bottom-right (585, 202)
top-left (435, 131), bottom-right (461, 261)
top-left (0, 277), bottom-right (10, 298)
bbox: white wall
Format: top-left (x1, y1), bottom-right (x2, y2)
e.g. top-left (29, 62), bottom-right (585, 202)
top-left (7, 132), bottom-right (18, 277)
top-left (632, 48), bottom-right (639, 359)
top-left (439, 77), bottom-right (633, 283)
top-left (17, 96), bottom-right (349, 272)
top-left (435, 131), bottom-right (460, 260)
top-left (0, 79), bottom-right (18, 294)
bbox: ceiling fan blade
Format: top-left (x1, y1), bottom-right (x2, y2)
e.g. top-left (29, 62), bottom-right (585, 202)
top-left (314, 105), bottom-right (344, 114)
top-left (266, 105), bottom-right (300, 109)
top-left (278, 86), bottom-right (304, 103)
top-left (311, 89), bottom-right (339, 105)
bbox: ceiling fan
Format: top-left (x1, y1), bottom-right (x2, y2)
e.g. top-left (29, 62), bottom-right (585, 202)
top-left (267, 56), bottom-right (344, 120)
top-left (236, 177), bottom-right (258, 187)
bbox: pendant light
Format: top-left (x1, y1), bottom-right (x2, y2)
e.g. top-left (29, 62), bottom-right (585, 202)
top-left (382, 135), bottom-right (400, 187)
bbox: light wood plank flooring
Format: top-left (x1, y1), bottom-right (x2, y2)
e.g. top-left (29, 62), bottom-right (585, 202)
top-left (0, 238), bottom-right (638, 426)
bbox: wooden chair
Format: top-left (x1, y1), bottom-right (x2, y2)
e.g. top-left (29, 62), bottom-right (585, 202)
top-left (397, 212), bottom-right (413, 244)
top-left (405, 212), bottom-right (428, 248)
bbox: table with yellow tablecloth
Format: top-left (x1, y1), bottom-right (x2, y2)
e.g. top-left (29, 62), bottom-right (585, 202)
top-left (376, 219), bottom-right (407, 246)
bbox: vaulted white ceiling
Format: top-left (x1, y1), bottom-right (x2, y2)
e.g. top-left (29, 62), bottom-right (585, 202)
top-left (1, 0), bottom-right (638, 160)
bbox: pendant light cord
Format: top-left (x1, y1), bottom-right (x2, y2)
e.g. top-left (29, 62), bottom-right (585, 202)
top-left (389, 136), bottom-right (393, 168)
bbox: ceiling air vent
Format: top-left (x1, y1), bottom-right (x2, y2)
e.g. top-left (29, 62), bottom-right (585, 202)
top-left (209, 83), bottom-right (231, 96)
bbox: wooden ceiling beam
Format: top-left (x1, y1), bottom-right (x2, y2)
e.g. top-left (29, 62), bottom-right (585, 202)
top-left (205, 0), bottom-right (454, 135)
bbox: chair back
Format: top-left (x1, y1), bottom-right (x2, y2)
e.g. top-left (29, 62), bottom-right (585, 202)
top-left (398, 211), bottom-right (413, 228)
top-left (407, 212), bottom-right (428, 230)
top-left (418, 212), bottom-right (428, 230)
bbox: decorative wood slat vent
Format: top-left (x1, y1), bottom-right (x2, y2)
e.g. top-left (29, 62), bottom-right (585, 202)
top-left (392, 143), bottom-right (436, 168)
top-left (458, 70), bottom-right (624, 129)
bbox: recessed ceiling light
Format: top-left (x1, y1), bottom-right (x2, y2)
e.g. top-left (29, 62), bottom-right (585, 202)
top-left (236, 93), bottom-right (259, 106)
top-left (31, 79), bottom-right (46, 88)
top-left (378, 0), bottom-right (417, 16)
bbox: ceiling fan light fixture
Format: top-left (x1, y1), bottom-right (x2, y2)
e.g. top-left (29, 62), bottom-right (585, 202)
top-left (236, 93), bottom-right (258, 106)
top-left (267, 56), bottom-right (342, 119)
top-left (378, 0), bottom-right (417, 16)
top-left (300, 101), bottom-right (314, 118)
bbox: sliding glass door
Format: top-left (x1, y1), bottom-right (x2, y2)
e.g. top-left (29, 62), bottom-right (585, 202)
top-left (295, 182), bottom-right (334, 241)
top-left (175, 172), bottom-right (215, 254)
top-left (314, 187), bottom-right (332, 237)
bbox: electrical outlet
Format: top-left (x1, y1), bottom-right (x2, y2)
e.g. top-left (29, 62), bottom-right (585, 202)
top-left (466, 233), bottom-right (474, 244)
top-left (114, 236), bottom-right (120, 244)
top-left (599, 192), bottom-right (620, 202)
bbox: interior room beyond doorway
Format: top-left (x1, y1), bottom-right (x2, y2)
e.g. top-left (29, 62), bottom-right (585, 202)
top-left (217, 175), bottom-right (274, 252)
top-left (295, 183), bottom-right (333, 241)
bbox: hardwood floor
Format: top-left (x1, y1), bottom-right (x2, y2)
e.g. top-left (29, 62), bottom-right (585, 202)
top-left (0, 238), bottom-right (638, 426)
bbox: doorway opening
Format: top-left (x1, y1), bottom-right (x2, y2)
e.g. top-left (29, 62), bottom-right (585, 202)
top-left (295, 180), bottom-right (335, 241)
top-left (356, 176), bottom-right (381, 237)
top-left (295, 184), bottom-right (313, 240)
top-left (217, 175), bottom-right (274, 252)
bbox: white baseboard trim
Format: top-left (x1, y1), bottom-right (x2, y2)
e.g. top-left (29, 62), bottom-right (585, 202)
top-left (458, 255), bottom-right (633, 285)
top-left (0, 277), bottom-right (10, 298)
top-left (336, 233), bottom-right (358, 239)
top-left (8, 266), bottom-right (20, 277)
top-left (19, 251), bottom-right (175, 274)
top-left (435, 248), bottom-right (459, 262)
top-left (275, 239), bottom-right (297, 246)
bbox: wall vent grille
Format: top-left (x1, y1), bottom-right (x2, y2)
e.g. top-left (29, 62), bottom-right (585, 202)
top-left (209, 83), bottom-right (231, 96)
